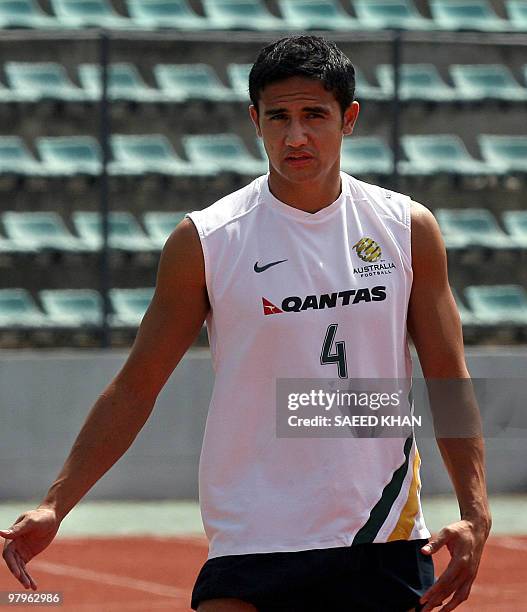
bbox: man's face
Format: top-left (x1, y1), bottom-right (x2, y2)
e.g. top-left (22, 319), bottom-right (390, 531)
top-left (249, 76), bottom-right (359, 185)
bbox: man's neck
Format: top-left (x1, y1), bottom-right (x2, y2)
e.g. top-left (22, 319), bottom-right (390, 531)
top-left (267, 168), bottom-right (342, 214)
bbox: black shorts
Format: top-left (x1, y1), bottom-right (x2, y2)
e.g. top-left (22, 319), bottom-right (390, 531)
top-left (191, 538), bottom-right (435, 611)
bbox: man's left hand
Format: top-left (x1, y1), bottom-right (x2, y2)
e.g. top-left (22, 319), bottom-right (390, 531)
top-left (419, 517), bottom-right (491, 612)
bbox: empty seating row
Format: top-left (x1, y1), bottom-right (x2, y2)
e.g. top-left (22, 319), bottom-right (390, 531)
top-left (1, 0), bottom-right (527, 32)
top-left (2, 62), bottom-right (527, 104)
top-left (2, 284), bottom-right (527, 330)
top-left (0, 287), bottom-right (153, 328)
top-left (1, 133), bottom-right (526, 178)
top-left (0, 211), bottom-right (187, 254)
top-left (1, 209), bottom-right (527, 255)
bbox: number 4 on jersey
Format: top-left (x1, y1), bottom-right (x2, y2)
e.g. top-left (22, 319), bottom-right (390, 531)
top-left (320, 323), bottom-right (348, 379)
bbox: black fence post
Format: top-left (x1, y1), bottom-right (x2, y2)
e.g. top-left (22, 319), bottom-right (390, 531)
top-left (391, 30), bottom-right (402, 190)
top-left (99, 30), bottom-right (111, 348)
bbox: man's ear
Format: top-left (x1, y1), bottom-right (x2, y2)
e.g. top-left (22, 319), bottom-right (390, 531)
top-left (342, 100), bottom-right (360, 136)
top-left (249, 105), bottom-right (262, 137)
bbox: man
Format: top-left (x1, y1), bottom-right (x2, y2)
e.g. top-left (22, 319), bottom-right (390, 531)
top-left (2, 36), bottom-right (490, 612)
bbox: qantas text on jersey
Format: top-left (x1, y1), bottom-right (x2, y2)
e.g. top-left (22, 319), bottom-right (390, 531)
top-left (263, 285), bottom-right (386, 315)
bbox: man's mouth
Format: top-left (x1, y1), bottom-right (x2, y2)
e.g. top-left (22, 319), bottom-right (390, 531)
top-left (284, 152), bottom-right (314, 165)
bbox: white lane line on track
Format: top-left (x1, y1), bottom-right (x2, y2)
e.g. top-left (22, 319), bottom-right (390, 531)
top-left (31, 560), bottom-right (188, 600)
top-left (490, 537), bottom-right (527, 551)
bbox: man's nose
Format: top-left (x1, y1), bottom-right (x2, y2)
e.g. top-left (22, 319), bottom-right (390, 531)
top-left (284, 120), bottom-right (308, 147)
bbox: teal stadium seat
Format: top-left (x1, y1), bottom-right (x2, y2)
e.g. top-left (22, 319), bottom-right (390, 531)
top-left (464, 285), bottom-right (527, 325)
top-left (50, 0), bottom-right (133, 28)
top-left (376, 64), bottom-right (456, 102)
top-left (479, 135), bottom-right (527, 174)
top-left (154, 64), bottom-right (236, 102)
top-left (430, 0), bottom-right (511, 31)
top-left (0, 0), bottom-right (59, 28)
top-left (0, 289), bottom-right (49, 328)
top-left (449, 64), bottom-right (527, 102)
top-left (341, 137), bottom-right (393, 175)
top-left (5, 62), bottom-right (87, 102)
top-left (143, 211), bottom-right (188, 248)
top-left (109, 287), bottom-right (154, 327)
top-left (183, 133), bottom-right (267, 175)
top-left (72, 211), bottom-right (157, 252)
top-left (400, 134), bottom-right (490, 175)
top-left (434, 208), bottom-right (513, 249)
top-left (126, 0), bottom-right (211, 29)
top-left (503, 211), bottom-right (527, 247)
top-left (354, 67), bottom-right (389, 101)
top-left (352, 0), bottom-right (435, 29)
top-left (506, 0), bottom-right (527, 29)
top-left (0, 136), bottom-right (44, 176)
top-left (452, 287), bottom-right (479, 326)
top-left (39, 289), bottom-right (103, 327)
top-left (78, 63), bottom-right (165, 103)
top-left (2, 211), bottom-right (93, 252)
top-left (226, 63), bottom-right (251, 100)
top-left (36, 136), bottom-right (102, 176)
top-left (278, 0), bottom-right (359, 30)
top-left (202, 0), bottom-right (285, 30)
top-left (111, 134), bottom-right (215, 176)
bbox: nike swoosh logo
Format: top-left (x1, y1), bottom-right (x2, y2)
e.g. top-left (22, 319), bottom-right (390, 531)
top-left (254, 259), bottom-right (288, 273)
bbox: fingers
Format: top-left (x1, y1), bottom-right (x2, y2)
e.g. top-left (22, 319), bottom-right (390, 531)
top-left (15, 552), bottom-right (37, 591)
top-left (421, 566), bottom-right (468, 612)
top-left (438, 582), bottom-right (472, 612)
top-left (0, 529), bottom-right (15, 539)
top-left (421, 528), bottom-right (452, 556)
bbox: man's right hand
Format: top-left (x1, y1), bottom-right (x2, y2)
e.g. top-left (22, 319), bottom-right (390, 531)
top-left (1, 506), bottom-right (60, 590)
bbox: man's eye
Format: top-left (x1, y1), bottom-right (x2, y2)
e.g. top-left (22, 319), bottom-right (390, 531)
top-left (269, 114), bottom-right (286, 120)
top-left (307, 113), bottom-right (323, 119)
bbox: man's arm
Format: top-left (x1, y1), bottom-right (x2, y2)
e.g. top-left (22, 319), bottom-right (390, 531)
top-left (1, 218), bottom-right (209, 590)
top-left (407, 201), bottom-right (491, 612)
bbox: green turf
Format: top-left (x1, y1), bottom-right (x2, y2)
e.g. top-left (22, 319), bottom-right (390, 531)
top-left (0, 495), bottom-right (525, 538)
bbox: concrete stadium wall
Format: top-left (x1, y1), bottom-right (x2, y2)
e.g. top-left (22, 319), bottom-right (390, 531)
top-left (1, 347), bottom-right (526, 502)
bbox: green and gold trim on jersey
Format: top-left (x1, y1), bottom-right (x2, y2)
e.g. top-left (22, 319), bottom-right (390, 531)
top-left (352, 435), bottom-right (414, 545)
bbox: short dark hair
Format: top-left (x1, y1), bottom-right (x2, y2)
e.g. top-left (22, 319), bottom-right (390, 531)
top-left (249, 35), bottom-right (355, 116)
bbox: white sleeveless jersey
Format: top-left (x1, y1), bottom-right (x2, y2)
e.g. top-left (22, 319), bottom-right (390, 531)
top-left (186, 172), bottom-right (430, 560)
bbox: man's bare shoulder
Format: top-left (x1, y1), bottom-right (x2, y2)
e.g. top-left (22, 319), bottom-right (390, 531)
top-left (158, 217), bottom-right (205, 289)
top-left (409, 200), bottom-right (445, 255)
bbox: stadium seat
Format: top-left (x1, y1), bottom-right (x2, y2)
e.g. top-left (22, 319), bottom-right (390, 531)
top-left (183, 133), bottom-right (267, 175)
top-left (479, 135), bottom-right (527, 174)
top-left (78, 63), bottom-right (165, 103)
top-left (430, 0), bottom-right (511, 31)
top-left (39, 289), bottom-right (103, 326)
top-left (5, 62), bottom-right (87, 103)
top-left (0, 289), bottom-right (49, 328)
top-left (72, 211), bottom-right (157, 252)
top-left (503, 211), bottom-right (527, 247)
top-left (0, 136), bottom-right (44, 176)
top-left (2, 211), bottom-right (93, 253)
top-left (464, 285), bottom-right (527, 325)
top-left (0, 0), bottom-right (59, 29)
top-left (50, 0), bottom-right (133, 28)
top-left (36, 136), bottom-right (102, 176)
top-left (352, 0), bottom-right (435, 29)
top-left (400, 134), bottom-right (490, 175)
top-left (354, 68), bottom-right (389, 101)
top-left (341, 137), bottom-right (393, 175)
top-left (126, 0), bottom-right (211, 29)
top-left (506, 0), bottom-right (527, 29)
top-left (434, 208), bottom-right (512, 249)
top-left (376, 64), bottom-right (456, 102)
top-left (449, 64), bottom-right (527, 102)
top-left (109, 287), bottom-right (154, 327)
top-left (452, 287), bottom-right (479, 326)
top-left (202, 0), bottom-right (285, 30)
top-left (153, 64), bottom-right (235, 102)
top-left (278, 0), bottom-right (359, 30)
top-left (143, 211), bottom-right (187, 248)
top-left (226, 63), bottom-right (251, 100)
top-left (111, 134), bottom-right (214, 176)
